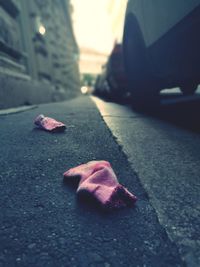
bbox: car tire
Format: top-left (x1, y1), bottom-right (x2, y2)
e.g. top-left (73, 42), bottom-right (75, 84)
top-left (123, 14), bottom-right (159, 110)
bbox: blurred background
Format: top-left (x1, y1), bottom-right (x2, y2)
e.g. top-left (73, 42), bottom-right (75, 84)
top-left (0, 0), bottom-right (126, 109)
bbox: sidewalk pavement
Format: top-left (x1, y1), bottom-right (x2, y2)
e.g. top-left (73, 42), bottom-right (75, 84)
top-left (0, 96), bottom-right (183, 267)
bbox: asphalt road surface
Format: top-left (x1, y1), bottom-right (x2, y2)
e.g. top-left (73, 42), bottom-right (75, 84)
top-left (0, 94), bottom-right (199, 267)
top-left (93, 90), bottom-right (200, 267)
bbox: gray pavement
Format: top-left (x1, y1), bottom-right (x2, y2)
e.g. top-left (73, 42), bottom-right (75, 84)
top-left (92, 94), bottom-right (200, 267)
top-left (0, 96), bottom-right (184, 267)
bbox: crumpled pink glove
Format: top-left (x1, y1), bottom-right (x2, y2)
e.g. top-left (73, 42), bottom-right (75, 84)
top-left (63, 160), bottom-right (137, 209)
top-left (34, 114), bottom-right (66, 132)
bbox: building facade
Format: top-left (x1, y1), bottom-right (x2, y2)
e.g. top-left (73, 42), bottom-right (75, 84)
top-left (0, 0), bottom-right (80, 109)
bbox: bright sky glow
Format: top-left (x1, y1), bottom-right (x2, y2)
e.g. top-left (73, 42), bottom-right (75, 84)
top-left (71, 0), bottom-right (115, 54)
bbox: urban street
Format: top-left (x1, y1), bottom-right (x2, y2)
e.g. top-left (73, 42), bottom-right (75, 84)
top-left (0, 1), bottom-right (200, 267)
top-left (0, 90), bottom-right (199, 267)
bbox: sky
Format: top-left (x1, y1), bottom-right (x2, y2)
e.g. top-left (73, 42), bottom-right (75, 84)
top-left (71, 0), bottom-right (115, 54)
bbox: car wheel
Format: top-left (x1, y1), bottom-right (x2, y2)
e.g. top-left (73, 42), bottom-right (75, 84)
top-left (123, 14), bottom-right (159, 110)
top-left (180, 83), bottom-right (197, 95)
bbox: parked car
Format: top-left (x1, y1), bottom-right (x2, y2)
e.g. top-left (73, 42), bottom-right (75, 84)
top-left (106, 43), bottom-right (128, 99)
top-left (123, 0), bottom-right (200, 108)
top-left (94, 43), bottom-right (128, 100)
top-left (94, 65), bottom-right (110, 97)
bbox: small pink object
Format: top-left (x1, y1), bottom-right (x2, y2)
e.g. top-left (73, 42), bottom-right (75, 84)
top-left (63, 160), bottom-right (137, 209)
top-left (34, 114), bottom-right (66, 132)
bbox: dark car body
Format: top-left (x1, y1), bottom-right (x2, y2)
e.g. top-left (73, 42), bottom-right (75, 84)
top-left (106, 44), bottom-right (128, 97)
top-left (123, 0), bottom-right (200, 108)
top-left (94, 44), bottom-right (128, 99)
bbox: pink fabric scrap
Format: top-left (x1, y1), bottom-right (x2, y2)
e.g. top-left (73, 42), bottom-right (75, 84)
top-left (63, 160), bottom-right (137, 209)
top-left (34, 114), bottom-right (66, 132)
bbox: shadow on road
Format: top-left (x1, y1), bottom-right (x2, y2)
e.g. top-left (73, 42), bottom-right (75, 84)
top-left (93, 92), bottom-right (200, 134)
top-left (149, 94), bottom-right (200, 134)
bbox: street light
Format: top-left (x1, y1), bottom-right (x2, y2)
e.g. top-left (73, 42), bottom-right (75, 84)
top-left (39, 25), bottom-right (46, 35)
top-left (81, 86), bottom-right (88, 94)
top-left (35, 16), bottom-right (46, 36)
